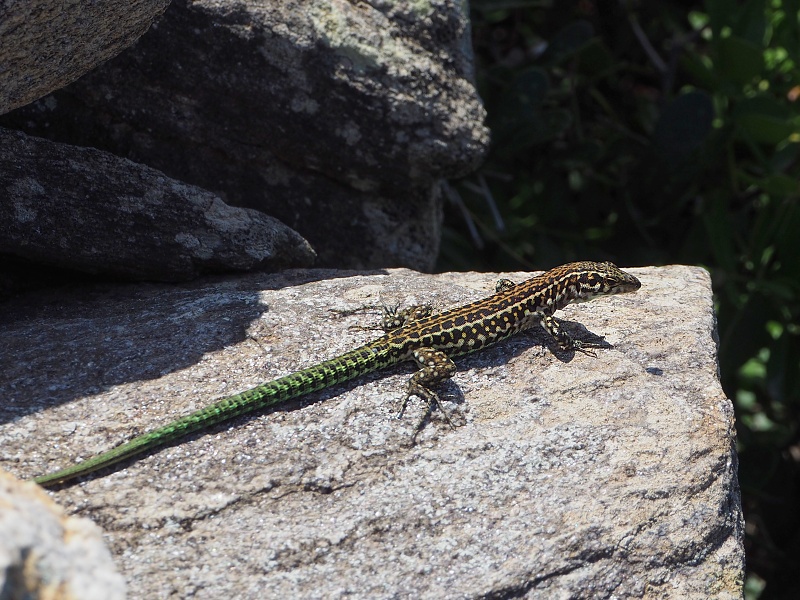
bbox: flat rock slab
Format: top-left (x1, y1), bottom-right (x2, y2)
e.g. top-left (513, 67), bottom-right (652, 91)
top-left (0, 266), bottom-right (744, 598)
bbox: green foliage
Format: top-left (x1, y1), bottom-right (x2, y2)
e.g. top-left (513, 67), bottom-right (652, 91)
top-left (442, 1), bottom-right (800, 595)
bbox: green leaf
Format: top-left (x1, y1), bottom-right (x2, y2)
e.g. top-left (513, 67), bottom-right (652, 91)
top-left (653, 91), bottom-right (715, 164)
top-left (679, 52), bottom-right (720, 91)
top-left (718, 35), bottom-right (764, 85)
top-left (705, 0), bottom-right (737, 45)
top-left (734, 96), bottom-right (798, 145)
top-left (490, 69), bottom-right (552, 147)
top-left (510, 108), bottom-right (573, 148)
top-left (574, 38), bottom-right (616, 79)
top-left (540, 20), bottom-right (595, 66)
top-left (509, 67), bottom-right (550, 107)
top-left (702, 190), bottom-right (738, 274)
top-left (732, 0), bottom-right (767, 46)
top-left (738, 171), bottom-right (800, 196)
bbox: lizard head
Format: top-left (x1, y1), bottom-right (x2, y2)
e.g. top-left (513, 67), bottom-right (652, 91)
top-left (573, 261), bottom-right (641, 301)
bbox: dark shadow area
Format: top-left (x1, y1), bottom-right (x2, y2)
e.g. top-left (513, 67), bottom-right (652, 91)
top-left (0, 268), bottom-right (387, 426)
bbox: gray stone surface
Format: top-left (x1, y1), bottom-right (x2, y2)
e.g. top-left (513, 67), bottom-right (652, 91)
top-left (0, 0), bottom-right (170, 114)
top-left (0, 471), bottom-right (126, 600)
top-left (0, 266), bottom-right (744, 598)
top-left (0, 0), bottom-right (489, 270)
top-left (0, 127), bottom-right (315, 281)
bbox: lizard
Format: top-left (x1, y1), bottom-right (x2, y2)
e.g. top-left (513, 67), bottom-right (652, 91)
top-left (31, 261), bottom-right (641, 488)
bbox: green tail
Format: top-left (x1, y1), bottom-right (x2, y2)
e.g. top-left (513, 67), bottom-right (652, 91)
top-left (33, 343), bottom-right (392, 487)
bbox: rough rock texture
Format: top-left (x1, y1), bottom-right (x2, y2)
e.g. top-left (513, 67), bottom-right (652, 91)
top-left (0, 266), bottom-right (744, 599)
top-left (0, 0), bottom-right (170, 114)
top-left (0, 127), bottom-right (315, 281)
top-left (0, 0), bottom-right (489, 270)
top-left (0, 471), bottom-right (126, 600)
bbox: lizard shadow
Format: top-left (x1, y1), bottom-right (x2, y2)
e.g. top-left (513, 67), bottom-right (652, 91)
top-left (459, 318), bottom-right (612, 367)
top-left (278, 316), bottom-right (610, 425)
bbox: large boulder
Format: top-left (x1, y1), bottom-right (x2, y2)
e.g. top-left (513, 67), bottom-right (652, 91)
top-left (1, 0), bottom-right (489, 271)
top-left (0, 0), bottom-right (170, 114)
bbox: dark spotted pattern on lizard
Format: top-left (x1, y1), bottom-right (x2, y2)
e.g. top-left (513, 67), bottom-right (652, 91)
top-left (33, 261), bottom-right (640, 487)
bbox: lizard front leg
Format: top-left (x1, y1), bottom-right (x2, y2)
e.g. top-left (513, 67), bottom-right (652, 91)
top-left (540, 314), bottom-right (599, 357)
top-left (396, 347), bottom-right (457, 427)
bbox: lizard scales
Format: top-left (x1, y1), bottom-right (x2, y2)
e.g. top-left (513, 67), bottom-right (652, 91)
top-left (32, 261), bottom-right (640, 487)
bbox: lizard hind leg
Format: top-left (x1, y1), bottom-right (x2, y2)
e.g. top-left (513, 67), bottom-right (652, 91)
top-left (332, 303), bottom-right (434, 333)
top-left (495, 278), bottom-right (516, 293)
top-left (396, 347), bottom-right (458, 427)
top-left (381, 304), bottom-right (434, 331)
top-left (540, 314), bottom-right (600, 357)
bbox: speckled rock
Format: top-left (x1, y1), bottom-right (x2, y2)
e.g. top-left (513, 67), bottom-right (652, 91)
top-left (0, 471), bottom-right (125, 599)
top-left (1, 0), bottom-right (489, 270)
top-left (0, 0), bottom-right (169, 114)
top-left (0, 127), bottom-right (315, 281)
top-left (0, 266), bottom-right (744, 598)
